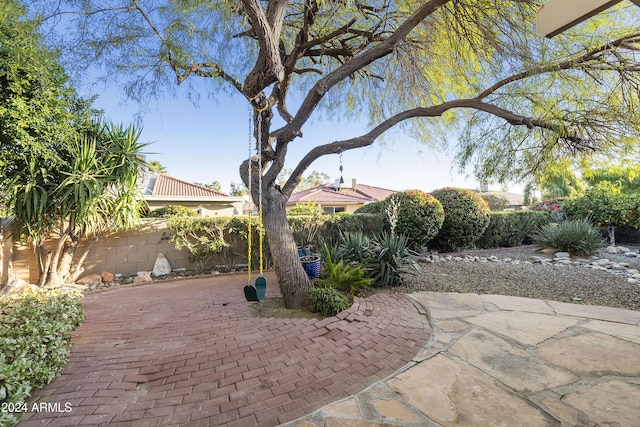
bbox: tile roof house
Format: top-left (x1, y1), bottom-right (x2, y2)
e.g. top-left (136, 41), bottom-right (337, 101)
top-left (287, 179), bottom-right (397, 214)
top-left (140, 173), bottom-right (244, 217)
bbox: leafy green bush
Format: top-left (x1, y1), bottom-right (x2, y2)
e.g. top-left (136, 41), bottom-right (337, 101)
top-left (477, 211), bottom-right (552, 248)
top-left (369, 232), bottom-right (421, 288)
top-left (146, 205), bottom-right (199, 218)
top-left (328, 213), bottom-right (384, 244)
top-left (381, 190), bottom-right (444, 250)
top-left (317, 244), bottom-right (372, 297)
top-left (308, 286), bottom-right (349, 316)
top-left (431, 187), bottom-right (491, 251)
top-left (0, 287), bottom-right (84, 426)
top-left (354, 201), bottom-right (386, 214)
top-left (287, 201), bottom-right (322, 216)
top-left (532, 219), bottom-right (605, 256)
top-left (288, 214), bottom-right (329, 250)
top-left (562, 189), bottom-right (635, 228)
top-left (167, 216), bottom-right (232, 273)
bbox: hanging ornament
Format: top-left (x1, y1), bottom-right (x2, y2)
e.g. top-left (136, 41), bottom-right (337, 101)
top-left (339, 151), bottom-right (344, 184)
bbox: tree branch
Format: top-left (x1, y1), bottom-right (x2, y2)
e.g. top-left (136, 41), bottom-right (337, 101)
top-left (282, 97), bottom-right (590, 197)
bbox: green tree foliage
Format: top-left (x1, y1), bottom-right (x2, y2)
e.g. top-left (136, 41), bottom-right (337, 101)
top-left (562, 188), bottom-right (635, 229)
top-left (37, 1), bottom-right (640, 307)
top-left (431, 187), bottom-right (491, 251)
top-left (147, 161), bottom-right (167, 173)
top-left (11, 121), bottom-right (148, 287)
top-left (535, 160), bottom-right (585, 199)
top-left (582, 163), bottom-right (640, 194)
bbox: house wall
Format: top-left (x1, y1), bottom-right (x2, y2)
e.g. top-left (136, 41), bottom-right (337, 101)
top-left (7, 219), bottom-right (197, 284)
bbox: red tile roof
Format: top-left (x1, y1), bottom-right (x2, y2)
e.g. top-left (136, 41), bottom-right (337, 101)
top-left (288, 183), bottom-right (396, 205)
top-left (148, 174), bottom-right (230, 197)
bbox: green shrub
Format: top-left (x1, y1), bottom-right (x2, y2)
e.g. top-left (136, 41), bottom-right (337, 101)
top-left (532, 219), bottom-right (605, 256)
top-left (308, 286), bottom-right (349, 316)
top-left (431, 187), bottom-right (491, 251)
top-left (146, 205), bottom-right (199, 218)
top-left (562, 189), bottom-right (634, 228)
top-left (287, 201), bottom-right (322, 216)
top-left (288, 214), bottom-right (329, 250)
top-left (369, 232), bottom-right (421, 288)
top-left (381, 190), bottom-right (444, 250)
top-left (327, 213), bottom-right (384, 244)
top-left (477, 211), bottom-right (552, 248)
top-left (0, 287), bottom-right (85, 426)
top-left (354, 201), bottom-right (386, 214)
top-left (317, 244), bottom-right (372, 297)
top-left (167, 217), bottom-right (231, 273)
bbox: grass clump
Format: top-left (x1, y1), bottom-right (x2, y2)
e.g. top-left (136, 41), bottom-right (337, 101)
top-left (533, 219), bottom-right (605, 256)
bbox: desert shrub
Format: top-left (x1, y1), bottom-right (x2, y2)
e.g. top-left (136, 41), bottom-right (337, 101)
top-left (480, 193), bottom-right (509, 211)
top-left (369, 232), bottom-right (421, 288)
top-left (382, 190), bottom-right (444, 250)
top-left (562, 189), bottom-right (635, 229)
top-left (532, 218), bottom-right (605, 256)
top-left (0, 288), bottom-right (85, 426)
top-left (147, 205), bottom-right (199, 218)
top-left (431, 187), bottom-right (491, 251)
top-left (167, 216), bottom-right (231, 273)
top-left (308, 286), bottom-right (349, 316)
top-left (477, 211), bottom-right (552, 248)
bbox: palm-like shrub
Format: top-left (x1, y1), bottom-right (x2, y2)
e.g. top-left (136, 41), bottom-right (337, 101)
top-left (533, 219), bottom-right (605, 256)
top-left (431, 187), bottom-right (490, 251)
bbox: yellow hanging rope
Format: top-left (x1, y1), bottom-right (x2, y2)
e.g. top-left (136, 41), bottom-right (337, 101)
top-left (257, 113), bottom-right (264, 276)
top-left (247, 106), bottom-right (253, 284)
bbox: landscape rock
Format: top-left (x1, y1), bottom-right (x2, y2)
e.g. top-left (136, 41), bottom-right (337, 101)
top-left (1, 278), bottom-right (32, 296)
top-left (76, 274), bottom-right (102, 287)
top-left (152, 253), bottom-right (172, 277)
top-left (134, 271), bottom-right (152, 283)
top-left (101, 271), bottom-right (115, 283)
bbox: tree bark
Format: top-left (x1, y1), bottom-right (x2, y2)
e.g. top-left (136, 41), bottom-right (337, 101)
top-left (261, 184), bottom-right (313, 309)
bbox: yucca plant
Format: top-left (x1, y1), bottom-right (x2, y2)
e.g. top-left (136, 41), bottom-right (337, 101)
top-left (533, 218), bottom-right (605, 256)
top-left (369, 231), bottom-right (422, 288)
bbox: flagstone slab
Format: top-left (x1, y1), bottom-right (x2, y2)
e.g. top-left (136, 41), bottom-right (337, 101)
top-left (536, 332), bottom-right (640, 376)
top-left (540, 398), bottom-right (590, 426)
top-left (561, 380), bottom-right (640, 426)
top-left (466, 311), bottom-right (579, 346)
top-left (481, 294), bottom-right (555, 314)
top-left (546, 301), bottom-right (640, 325)
top-left (412, 292), bottom-right (486, 319)
top-left (387, 354), bottom-right (560, 426)
top-left (582, 319), bottom-right (640, 345)
top-left (370, 398), bottom-right (420, 423)
top-left (449, 329), bottom-right (577, 394)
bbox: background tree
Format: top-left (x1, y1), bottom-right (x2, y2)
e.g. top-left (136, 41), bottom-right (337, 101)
top-left (535, 160), bottom-right (585, 200)
top-left (229, 181), bottom-right (248, 196)
top-left (147, 161), bottom-right (167, 174)
top-left (194, 180), bottom-right (223, 192)
top-left (38, 1), bottom-right (640, 307)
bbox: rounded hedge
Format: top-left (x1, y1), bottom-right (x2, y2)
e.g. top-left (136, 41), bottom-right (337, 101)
top-left (431, 187), bottom-right (490, 251)
top-left (382, 190), bottom-right (444, 250)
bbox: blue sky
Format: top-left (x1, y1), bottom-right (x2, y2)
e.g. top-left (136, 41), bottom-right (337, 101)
top-left (81, 75), bottom-right (504, 195)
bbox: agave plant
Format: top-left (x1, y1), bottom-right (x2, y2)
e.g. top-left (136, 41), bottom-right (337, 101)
top-left (369, 231), bottom-right (421, 288)
top-left (337, 231), bottom-right (374, 264)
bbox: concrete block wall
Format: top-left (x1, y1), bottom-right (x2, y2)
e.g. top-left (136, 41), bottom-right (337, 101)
top-left (9, 219), bottom-right (194, 284)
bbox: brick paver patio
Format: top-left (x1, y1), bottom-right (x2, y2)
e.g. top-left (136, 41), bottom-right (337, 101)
top-left (18, 272), bottom-right (430, 426)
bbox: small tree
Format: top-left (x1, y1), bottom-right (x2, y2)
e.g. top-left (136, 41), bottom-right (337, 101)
top-left (10, 121), bottom-right (148, 287)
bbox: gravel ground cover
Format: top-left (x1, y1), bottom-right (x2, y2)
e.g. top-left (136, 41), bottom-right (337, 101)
top-left (394, 245), bottom-right (640, 311)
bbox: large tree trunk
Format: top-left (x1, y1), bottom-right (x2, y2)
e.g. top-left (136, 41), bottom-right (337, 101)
top-left (261, 185), bottom-right (313, 309)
